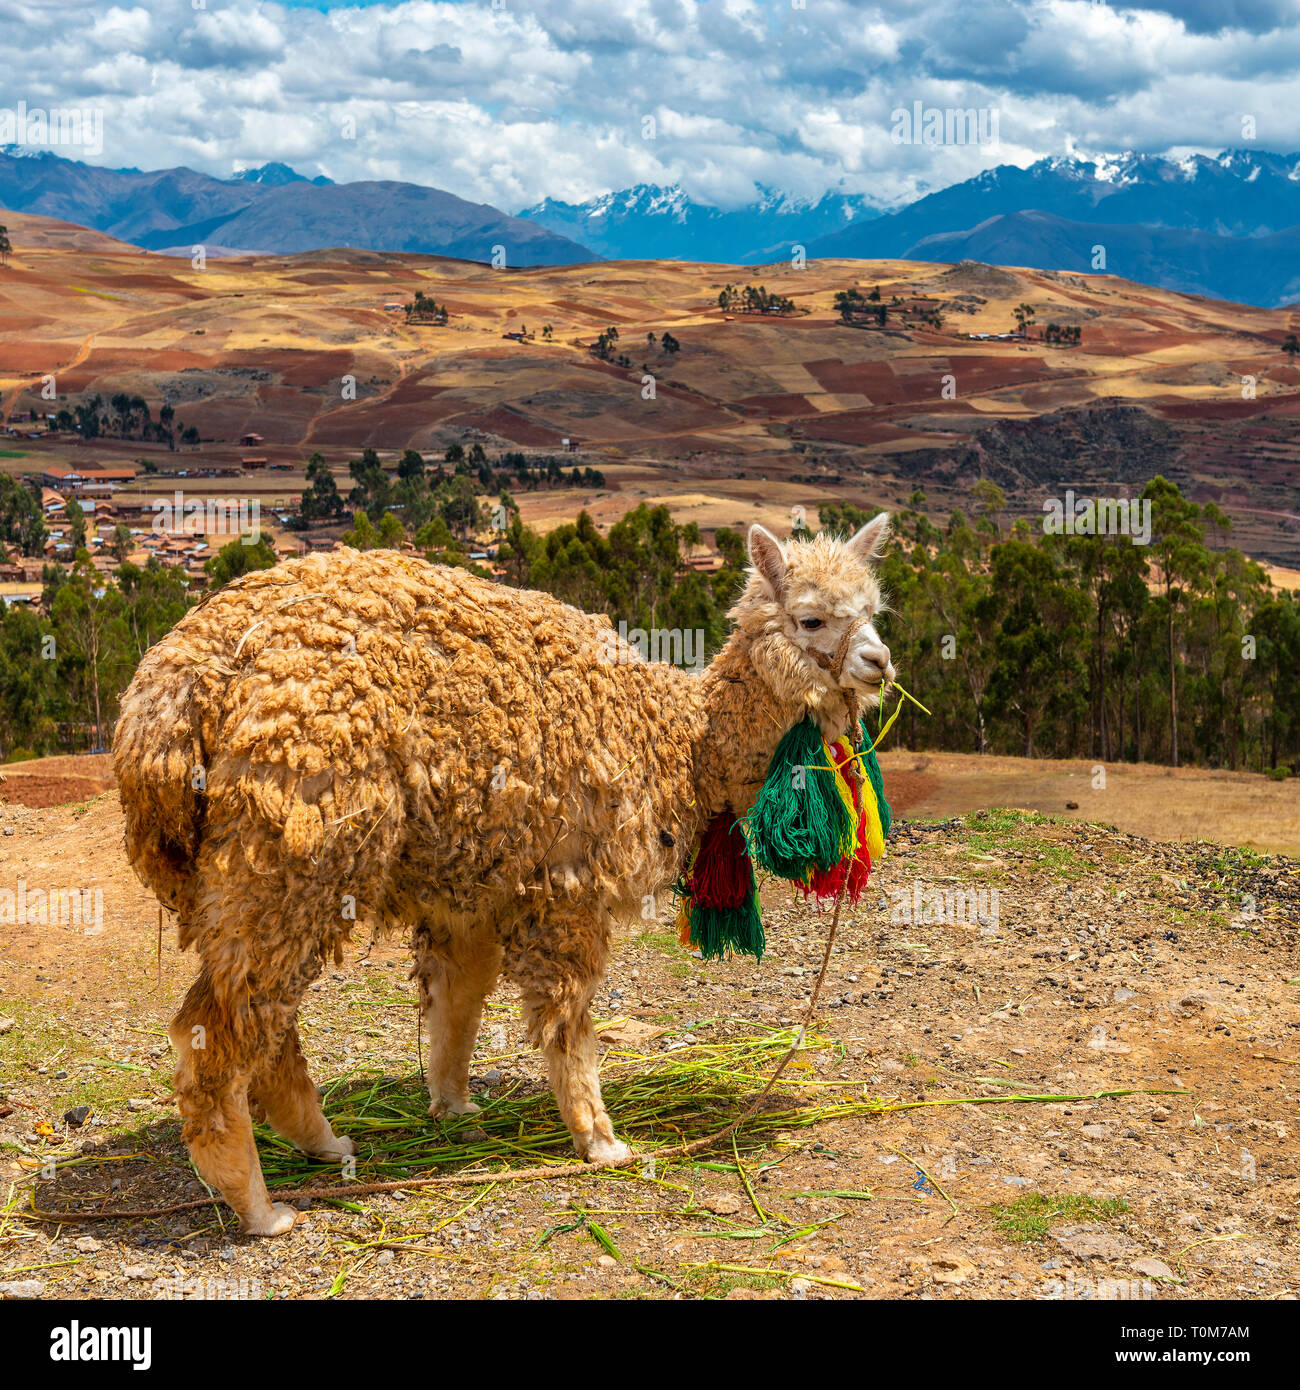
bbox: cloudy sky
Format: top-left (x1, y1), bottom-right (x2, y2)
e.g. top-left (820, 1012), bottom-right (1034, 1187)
top-left (3, 0), bottom-right (1300, 210)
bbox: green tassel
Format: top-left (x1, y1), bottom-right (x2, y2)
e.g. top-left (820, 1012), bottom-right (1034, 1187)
top-left (858, 730), bottom-right (893, 838)
top-left (689, 888), bottom-right (765, 962)
top-left (749, 715), bottom-right (854, 880)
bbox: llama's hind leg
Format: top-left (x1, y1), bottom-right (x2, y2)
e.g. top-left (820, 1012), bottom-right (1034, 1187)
top-left (249, 1022), bottom-right (355, 1160)
top-left (170, 972), bottom-right (297, 1237)
top-left (413, 925), bottom-right (502, 1119)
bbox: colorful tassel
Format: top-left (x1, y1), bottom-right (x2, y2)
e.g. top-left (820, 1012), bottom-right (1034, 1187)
top-left (678, 812), bottom-right (765, 961)
top-left (687, 813), bottom-right (753, 908)
top-left (687, 896), bottom-right (764, 962)
top-left (677, 708), bottom-right (902, 962)
top-left (803, 737), bottom-right (876, 905)
top-left (749, 716), bottom-right (855, 880)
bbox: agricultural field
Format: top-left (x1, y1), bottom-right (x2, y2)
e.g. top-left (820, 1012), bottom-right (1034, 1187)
top-left (3, 211), bottom-right (1300, 563)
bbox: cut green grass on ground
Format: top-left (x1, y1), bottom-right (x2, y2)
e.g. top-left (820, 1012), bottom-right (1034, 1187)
top-left (988, 1192), bottom-right (1129, 1243)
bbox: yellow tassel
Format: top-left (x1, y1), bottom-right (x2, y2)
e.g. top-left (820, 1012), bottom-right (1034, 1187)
top-left (839, 733), bottom-right (867, 861)
top-left (860, 773), bottom-right (886, 863)
top-left (675, 898), bottom-right (691, 946)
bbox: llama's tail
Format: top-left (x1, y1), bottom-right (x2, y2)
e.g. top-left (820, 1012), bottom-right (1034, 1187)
top-left (112, 643), bottom-right (207, 923)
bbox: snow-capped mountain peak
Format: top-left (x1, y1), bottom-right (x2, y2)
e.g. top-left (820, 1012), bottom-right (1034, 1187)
top-left (519, 183), bottom-right (882, 262)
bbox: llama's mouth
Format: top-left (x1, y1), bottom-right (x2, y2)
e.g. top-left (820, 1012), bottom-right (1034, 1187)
top-left (842, 672), bottom-right (888, 697)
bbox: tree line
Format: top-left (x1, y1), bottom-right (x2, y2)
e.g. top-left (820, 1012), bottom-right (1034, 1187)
top-left (0, 472), bottom-right (1294, 776)
top-left (24, 393), bottom-right (202, 447)
top-left (823, 477), bottom-right (1297, 774)
top-left (718, 284), bottom-right (797, 315)
top-left (295, 447), bottom-right (605, 533)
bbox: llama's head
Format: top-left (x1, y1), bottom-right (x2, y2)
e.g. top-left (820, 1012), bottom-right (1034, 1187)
top-left (732, 515), bottom-right (896, 727)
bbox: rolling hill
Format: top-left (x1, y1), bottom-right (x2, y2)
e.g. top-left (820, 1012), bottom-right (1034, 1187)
top-left (903, 211), bottom-right (1300, 309)
top-left (3, 213), bottom-right (1300, 564)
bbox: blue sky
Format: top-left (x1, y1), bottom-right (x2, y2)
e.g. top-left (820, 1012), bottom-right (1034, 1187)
top-left (3, 0), bottom-right (1300, 211)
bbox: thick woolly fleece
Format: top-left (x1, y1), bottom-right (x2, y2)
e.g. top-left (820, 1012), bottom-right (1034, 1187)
top-left (114, 539), bottom-right (885, 1135)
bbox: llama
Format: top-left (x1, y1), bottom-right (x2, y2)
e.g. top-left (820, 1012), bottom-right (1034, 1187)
top-left (112, 518), bottom-right (894, 1235)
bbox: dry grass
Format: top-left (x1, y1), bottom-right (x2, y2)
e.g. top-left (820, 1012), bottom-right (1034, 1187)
top-left (879, 750), bottom-right (1300, 855)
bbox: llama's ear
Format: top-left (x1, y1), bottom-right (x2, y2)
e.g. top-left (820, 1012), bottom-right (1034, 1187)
top-left (748, 524), bottom-right (787, 601)
top-left (848, 512), bottom-right (890, 562)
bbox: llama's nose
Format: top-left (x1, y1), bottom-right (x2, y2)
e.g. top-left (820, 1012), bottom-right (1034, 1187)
top-left (845, 640), bottom-right (894, 690)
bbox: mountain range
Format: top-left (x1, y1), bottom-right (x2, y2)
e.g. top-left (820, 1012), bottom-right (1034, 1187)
top-left (523, 152), bottom-right (1300, 304)
top-left (6, 147), bottom-right (1300, 304)
top-left (0, 148), bottom-right (591, 266)
top-left (806, 151), bottom-right (1300, 306)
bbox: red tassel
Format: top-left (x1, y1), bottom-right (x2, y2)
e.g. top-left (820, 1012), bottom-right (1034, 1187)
top-left (806, 858), bottom-right (848, 901)
top-left (686, 813), bottom-right (753, 909)
top-left (799, 739), bottom-right (875, 905)
top-left (846, 837), bottom-right (873, 900)
top-left (836, 743), bottom-right (874, 902)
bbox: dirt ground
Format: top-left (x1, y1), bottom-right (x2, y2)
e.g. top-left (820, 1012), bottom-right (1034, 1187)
top-left (0, 755), bottom-right (114, 810)
top-left (4, 748), bottom-right (1294, 855)
top-left (0, 791), bottom-right (1296, 1302)
top-left (879, 751), bottom-right (1300, 856)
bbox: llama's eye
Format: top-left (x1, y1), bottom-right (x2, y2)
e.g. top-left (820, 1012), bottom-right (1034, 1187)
top-left (800, 618), bottom-right (824, 631)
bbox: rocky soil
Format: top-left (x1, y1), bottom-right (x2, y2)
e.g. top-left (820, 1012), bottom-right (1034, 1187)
top-left (0, 798), bottom-right (1296, 1301)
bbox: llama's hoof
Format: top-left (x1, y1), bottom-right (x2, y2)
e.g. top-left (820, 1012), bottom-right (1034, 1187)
top-left (428, 1097), bottom-right (481, 1120)
top-left (584, 1135), bottom-right (633, 1166)
top-left (241, 1202), bottom-right (299, 1237)
top-left (309, 1133), bottom-right (356, 1159)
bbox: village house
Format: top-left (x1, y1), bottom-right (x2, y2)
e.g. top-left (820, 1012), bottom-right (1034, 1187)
top-left (685, 553), bottom-right (724, 573)
top-left (40, 464), bottom-right (137, 496)
top-left (0, 558), bottom-right (47, 584)
top-left (79, 467), bottom-right (137, 496)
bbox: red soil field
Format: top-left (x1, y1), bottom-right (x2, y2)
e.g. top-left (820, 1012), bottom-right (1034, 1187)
top-left (1156, 396), bottom-right (1300, 420)
top-left (736, 394), bottom-right (816, 416)
top-left (795, 413), bottom-right (931, 446)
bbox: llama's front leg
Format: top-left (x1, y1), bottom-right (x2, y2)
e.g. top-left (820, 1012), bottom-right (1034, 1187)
top-left (540, 1003), bottom-right (632, 1165)
top-left (414, 931), bottom-right (502, 1120)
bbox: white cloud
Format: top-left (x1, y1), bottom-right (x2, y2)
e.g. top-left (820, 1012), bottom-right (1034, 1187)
top-left (2, 0), bottom-right (1300, 210)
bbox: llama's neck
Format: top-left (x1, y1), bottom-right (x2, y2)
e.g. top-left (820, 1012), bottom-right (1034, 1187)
top-left (691, 630), bottom-right (806, 824)
top-left (689, 626), bottom-right (866, 831)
